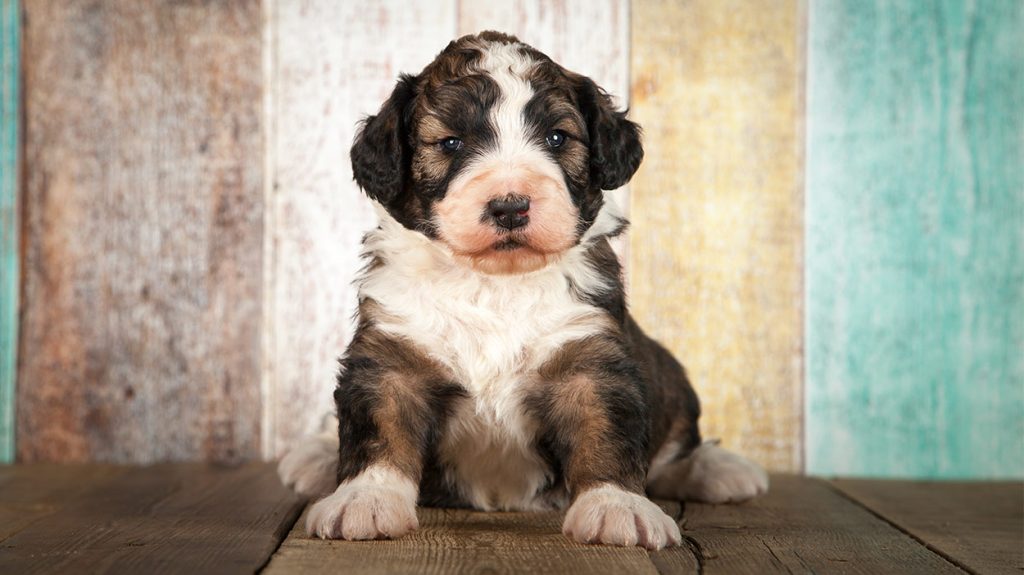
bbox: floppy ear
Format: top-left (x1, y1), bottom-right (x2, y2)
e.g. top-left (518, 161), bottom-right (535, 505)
top-left (350, 74), bottom-right (417, 207)
top-left (575, 76), bottom-right (644, 190)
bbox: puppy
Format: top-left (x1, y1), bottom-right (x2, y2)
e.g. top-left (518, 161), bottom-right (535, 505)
top-left (278, 31), bottom-right (768, 550)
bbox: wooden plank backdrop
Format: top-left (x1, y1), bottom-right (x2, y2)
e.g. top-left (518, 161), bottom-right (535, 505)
top-left (17, 1), bottom-right (264, 462)
top-left (805, 1), bottom-right (1024, 478)
top-left (9, 0), bottom-right (1022, 479)
top-left (629, 0), bottom-right (804, 472)
top-left (0, 0), bottom-right (17, 463)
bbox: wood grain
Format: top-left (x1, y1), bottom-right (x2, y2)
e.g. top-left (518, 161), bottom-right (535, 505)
top-left (0, 464), bottom-right (126, 541)
top-left (0, 0), bottom-right (18, 463)
top-left (805, 1), bottom-right (1024, 478)
top-left (832, 479), bottom-right (1024, 575)
top-left (264, 502), bottom-right (696, 575)
top-left (0, 463), bottom-right (303, 575)
top-left (263, 0), bottom-right (457, 458)
top-left (683, 476), bottom-right (964, 574)
top-left (630, 0), bottom-right (804, 472)
top-left (18, 1), bottom-right (263, 463)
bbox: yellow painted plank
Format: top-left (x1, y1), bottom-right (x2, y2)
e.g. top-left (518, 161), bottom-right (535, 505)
top-left (630, 0), bottom-right (804, 471)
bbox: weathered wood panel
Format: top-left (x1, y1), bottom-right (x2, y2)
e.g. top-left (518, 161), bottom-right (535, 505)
top-left (18, 1), bottom-right (264, 462)
top-left (630, 1), bottom-right (804, 472)
top-left (683, 476), bottom-right (963, 574)
top-left (458, 1), bottom-right (632, 257)
top-left (265, 502), bottom-right (695, 574)
top-left (833, 479), bottom-right (1024, 575)
top-left (0, 0), bottom-right (18, 463)
top-left (0, 463), bottom-right (303, 575)
top-left (805, 1), bottom-right (1024, 477)
top-left (264, 1), bottom-right (456, 457)
top-left (0, 464), bottom-right (125, 540)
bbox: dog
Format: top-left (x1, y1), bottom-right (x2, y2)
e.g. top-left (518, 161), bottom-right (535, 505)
top-left (278, 31), bottom-right (768, 550)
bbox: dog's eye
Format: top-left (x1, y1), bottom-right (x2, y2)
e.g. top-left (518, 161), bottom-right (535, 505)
top-left (440, 137), bottom-right (463, 152)
top-left (545, 130), bottom-right (567, 149)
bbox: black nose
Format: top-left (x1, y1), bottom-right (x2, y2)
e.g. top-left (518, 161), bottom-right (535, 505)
top-left (487, 197), bottom-right (530, 230)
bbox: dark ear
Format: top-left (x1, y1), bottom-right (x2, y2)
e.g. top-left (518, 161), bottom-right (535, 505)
top-left (575, 76), bottom-right (644, 190)
top-left (350, 74), bottom-right (417, 206)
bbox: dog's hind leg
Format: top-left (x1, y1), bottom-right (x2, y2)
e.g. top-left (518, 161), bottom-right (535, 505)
top-left (646, 440), bottom-right (769, 504)
top-left (277, 414), bottom-right (340, 499)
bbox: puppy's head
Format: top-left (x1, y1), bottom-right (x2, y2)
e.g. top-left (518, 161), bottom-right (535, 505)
top-left (351, 31), bottom-right (642, 274)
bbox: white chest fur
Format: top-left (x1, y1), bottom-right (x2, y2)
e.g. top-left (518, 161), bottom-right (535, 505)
top-left (357, 208), bottom-right (613, 510)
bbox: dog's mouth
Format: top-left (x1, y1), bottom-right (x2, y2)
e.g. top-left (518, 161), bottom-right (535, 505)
top-left (493, 238), bottom-right (524, 251)
top-left (445, 232), bottom-right (559, 275)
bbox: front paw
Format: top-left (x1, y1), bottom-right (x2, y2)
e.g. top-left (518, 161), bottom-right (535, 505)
top-left (305, 465), bottom-right (419, 540)
top-left (563, 484), bottom-right (681, 550)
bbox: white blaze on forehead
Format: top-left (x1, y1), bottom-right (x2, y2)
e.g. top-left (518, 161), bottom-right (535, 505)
top-left (467, 41), bottom-right (561, 181)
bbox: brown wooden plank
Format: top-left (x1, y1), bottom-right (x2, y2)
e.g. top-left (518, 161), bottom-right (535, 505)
top-left (0, 463), bottom-right (303, 575)
top-left (264, 502), bottom-right (696, 574)
top-left (832, 479), bottom-right (1024, 575)
top-left (682, 475), bottom-right (965, 574)
top-left (18, 0), bottom-right (263, 462)
top-left (0, 464), bottom-right (126, 540)
top-left (263, 0), bottom-right (456, 458)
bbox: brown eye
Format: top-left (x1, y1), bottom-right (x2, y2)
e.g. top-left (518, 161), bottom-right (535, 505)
top-left (545, 130), bottom-right (567, 149)
top-left (440, 137), bottom-right (463, 152)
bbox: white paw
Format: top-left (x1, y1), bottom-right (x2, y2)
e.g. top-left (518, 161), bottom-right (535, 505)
top-left (679, 442), bottom-right (769, 504)
top-left (305, 465), bottom-right (419, 540)
top-left (277, 431), bottom-right (340, 498)
top-left (563, 484), bottom-right (681, 550)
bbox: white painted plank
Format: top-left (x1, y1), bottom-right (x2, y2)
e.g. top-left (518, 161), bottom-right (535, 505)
top-left (264, 1), bottom-right (457, 457)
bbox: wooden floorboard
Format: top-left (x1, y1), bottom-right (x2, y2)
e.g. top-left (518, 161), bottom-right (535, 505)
top-left (263, 501), bottom-right (696, 575)
top-left (832, 479), bottom-right (1024, 575)
top-left (680, 475), bottom-right (967, 574)
top-left (0, 464), bottom-right (127, 541)
top-left (2, 469), bottom-right (1018, 574)
top-left (0, 462), bottom-right (303, 575)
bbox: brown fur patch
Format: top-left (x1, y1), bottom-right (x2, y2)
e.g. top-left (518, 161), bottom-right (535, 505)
top-left (335, 299), bottom-right (464, 483)
top-left (531, 334), bottom-right (649, 495)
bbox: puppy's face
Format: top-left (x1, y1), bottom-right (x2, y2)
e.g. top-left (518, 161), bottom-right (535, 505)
top-left (351, 32), bottom-right (642, 274)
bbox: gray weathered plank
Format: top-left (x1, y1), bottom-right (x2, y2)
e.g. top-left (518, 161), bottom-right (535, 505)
top-left (832, 479), bottom-right (1024, 575)
top-left (0, 463), bottom-right (303, 575)
top-left (682, 476), bottom-right (965, 574)
top-left (264, 502), bottom-right (696, 574)
top-left (18, 0), bottom-right (264, 463)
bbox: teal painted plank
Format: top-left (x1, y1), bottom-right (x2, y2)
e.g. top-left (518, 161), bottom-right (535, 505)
top-left (0, 0), bottom-right (18, 463)
top-left (806, 1), bottom-right (1024, 478)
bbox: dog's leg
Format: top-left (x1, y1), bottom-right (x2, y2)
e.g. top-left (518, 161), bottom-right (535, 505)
top-left (306, 462), bottom-right (420, 541)
top-left (277, 414), bottom-right (341, 499)
top-left (304, 319), bottom-right (461, 540)
top-left (532, 338), bottom-right (682, 550)
top-left (646, 440), bottom-right (769, 504)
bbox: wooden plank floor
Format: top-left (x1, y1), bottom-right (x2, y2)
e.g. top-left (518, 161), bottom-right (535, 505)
top-left (0, 465), bottom-right (1020, 574)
